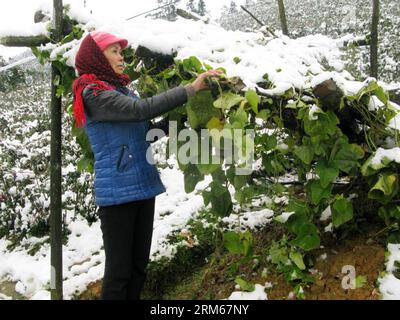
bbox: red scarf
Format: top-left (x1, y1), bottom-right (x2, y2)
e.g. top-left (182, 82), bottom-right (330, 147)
top-left (72, 33), bottom-right (131, 128)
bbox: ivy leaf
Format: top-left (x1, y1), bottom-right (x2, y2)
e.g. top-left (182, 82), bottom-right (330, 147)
top-left (234, 175), bottom-right (249, 190)
top-left (269, 243), bottom-right (289, 265)
top-left (332, 195), bottom-right (354, 228)
top-left (196, 162), bottom-right (221, 175)
top-left (261, 135), bottom-right (277, 151)
top-left (355, 275), bottom-right (367, 289)
top-left (229, 106), bottom-right (248, 128)
top-left (214, 92), bottom-right (245, 110)
top-left (316, 160), bottom-right (339, 188)
top-left (202, 190), bottom-right (212, 207)
top-left (183, 164), bottom-right (204, 193)
top-left (290, 223), bottom-right (320, 251)
top-left (286, 212), bottom-right (310, 235)
top-left (357, 80), bottom-right (389, 105)
top-left (307, 180), bottom-right (332, 205)
top-left (206, 117), bottom-right (225, 131)
top-left (187, 90), bottom-right (221, 129)
top-left (233, 56), bottom-right (241, 64)
top-left (209, 182), bottom-right (233, 217)
top-left (223, 231), bottom-right (244, 255)
top-left (56, 85), bottom-right (65, 98)
top-left (245, 89), bottom-right (259, 114)
top-left (332, 139), bottom-right (365, 173)
top-left (286, 199), bottom-right (310, 216)
top-left (294, 145), bottom-right (314, 165)
top-left (182, 56), bottom-right (204, 73)
top-left (242, 229), bottom-right (254, 257)
top-left (256, 109), bottom-right (271, 121)
top-left (235, 277), bottom-right (255, 292)
top-left (368, 174), bottom-right (399, 204)
top-left (304, 110), bottom-right (339, 138)
top-left (289, 251), bottom-right (306, 270)
top-left (77, 156), bottom-right (94, 173)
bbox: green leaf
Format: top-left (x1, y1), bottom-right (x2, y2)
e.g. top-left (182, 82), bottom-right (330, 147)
top-left (332, 196), bottom-right (354, 228)
top-left (77, 156), bottom-right (94, 173)
top-left (289, 251), bottom-right (306, 270)
top-left (332, 139), bottom-right (365, 173)
top-left (357, 80), bottom-right (389, 105)
top-left (209, 182), bottom-right (233, 216)
top-left (227, 166), bottom-right (248, 190)
top-left (286, 212), bottom-right (310, 235)
top-left (304, 110), bottom-right (339, 138)
top-left (71, 127), bottom-right (93, 159)
top-left (233, 174), bottom-right (248, 190)
top-left (196, 162), bottom-right (221, 175)
top-left (223, 231), bottom-right (244, 255)
top-left (183, 164), bottom-right (204, 193)
top-left (229, 106), bottom-right (248, 128)
top-left (307, 180), bottom-right (332, 205)
top-left (206, 117), bottom-right (224, 131)
top-left (285, 102), bottom-right (297, 109)
top-left (316, 160), bottom-right (339, 188)
top-left (223, 230), bottom-right (253, 257)
top-left (355, 275), bottom-right (367, 289)
top-left (269, 242), bottom-right (289, 265)
top-left (235, 277), bottom-right (255, 292)
top-left (187, 90), bottom-right (221, 129)
top-left (233, 57), bottom-right (241, 64)
top-left (213, 92), bottom-right (245, 110)
top-left (211, 167), bottom-right (226, 184)
top-left (294, 145), bottom-right (314, 165)
top-left (245, 89), bottom-right (259, 114)
top-left (56, 85), bottom-right (65, 98)
top-left (256, 109), bottom-right (270, 121)
top-left (261, 135), bottom-right (277, 151)
top-left (290, 224), bottom-right (320, 251)
top-left (368, 174), bottom-right (399, 204)
top-left (286, 199), bottom-right (310, 216)
top-left (202, 190), bottom-right (212, 207)
top-left (182, 56), bottom-right (204, 73)
top-left (242, 229), bottom-right (254, 257)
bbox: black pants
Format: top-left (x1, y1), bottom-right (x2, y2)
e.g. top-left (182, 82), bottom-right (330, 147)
top-left (98, 197), bottom-right (155, 300)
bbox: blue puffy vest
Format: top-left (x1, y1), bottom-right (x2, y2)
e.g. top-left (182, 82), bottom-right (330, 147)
top-left (83, 86), bottom-right (166, 207)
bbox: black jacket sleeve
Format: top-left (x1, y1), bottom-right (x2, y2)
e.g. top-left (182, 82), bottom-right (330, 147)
top-left (82, 85), bottom-right (191, 122)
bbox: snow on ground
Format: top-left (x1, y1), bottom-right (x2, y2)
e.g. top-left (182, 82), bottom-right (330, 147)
top-left (0, 154), bottom-right (275, 300)
top-left (225, 284), bottom-right (268, 300)
top-left (379, 244), bottom-right (400, 300)
top-left (222, 208), bottom-right (274, 231)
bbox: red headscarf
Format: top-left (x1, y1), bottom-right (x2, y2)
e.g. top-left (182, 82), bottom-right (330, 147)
top-left (72, 33), bottom-right (132, 128)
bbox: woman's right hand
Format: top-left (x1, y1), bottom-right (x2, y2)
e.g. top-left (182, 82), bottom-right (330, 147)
top-left (191, 69), bottom-right (224, 92)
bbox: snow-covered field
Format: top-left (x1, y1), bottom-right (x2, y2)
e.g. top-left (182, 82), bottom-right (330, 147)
top-left (0, 150), bottom-right (275, 300)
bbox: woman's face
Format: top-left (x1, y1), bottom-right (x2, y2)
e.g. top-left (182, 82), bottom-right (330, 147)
top-left (103, 43), bottom-right (125, 74)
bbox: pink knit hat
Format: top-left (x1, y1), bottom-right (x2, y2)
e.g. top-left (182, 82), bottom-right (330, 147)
top-left (90, 31), bottom-right (128, 51)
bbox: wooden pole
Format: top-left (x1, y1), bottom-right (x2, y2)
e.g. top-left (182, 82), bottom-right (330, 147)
top-left (0, 35), bottom-right (50, 47)
top-left (50, 0), bottom-right (63, 301)
top-left (370, 0), bottom-right (380, 79)
top-left (277, 0), bottom-right (289, 36)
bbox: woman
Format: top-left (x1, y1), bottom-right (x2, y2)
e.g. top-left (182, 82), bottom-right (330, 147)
top-left (72, 31), bottom-right (222, 300)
